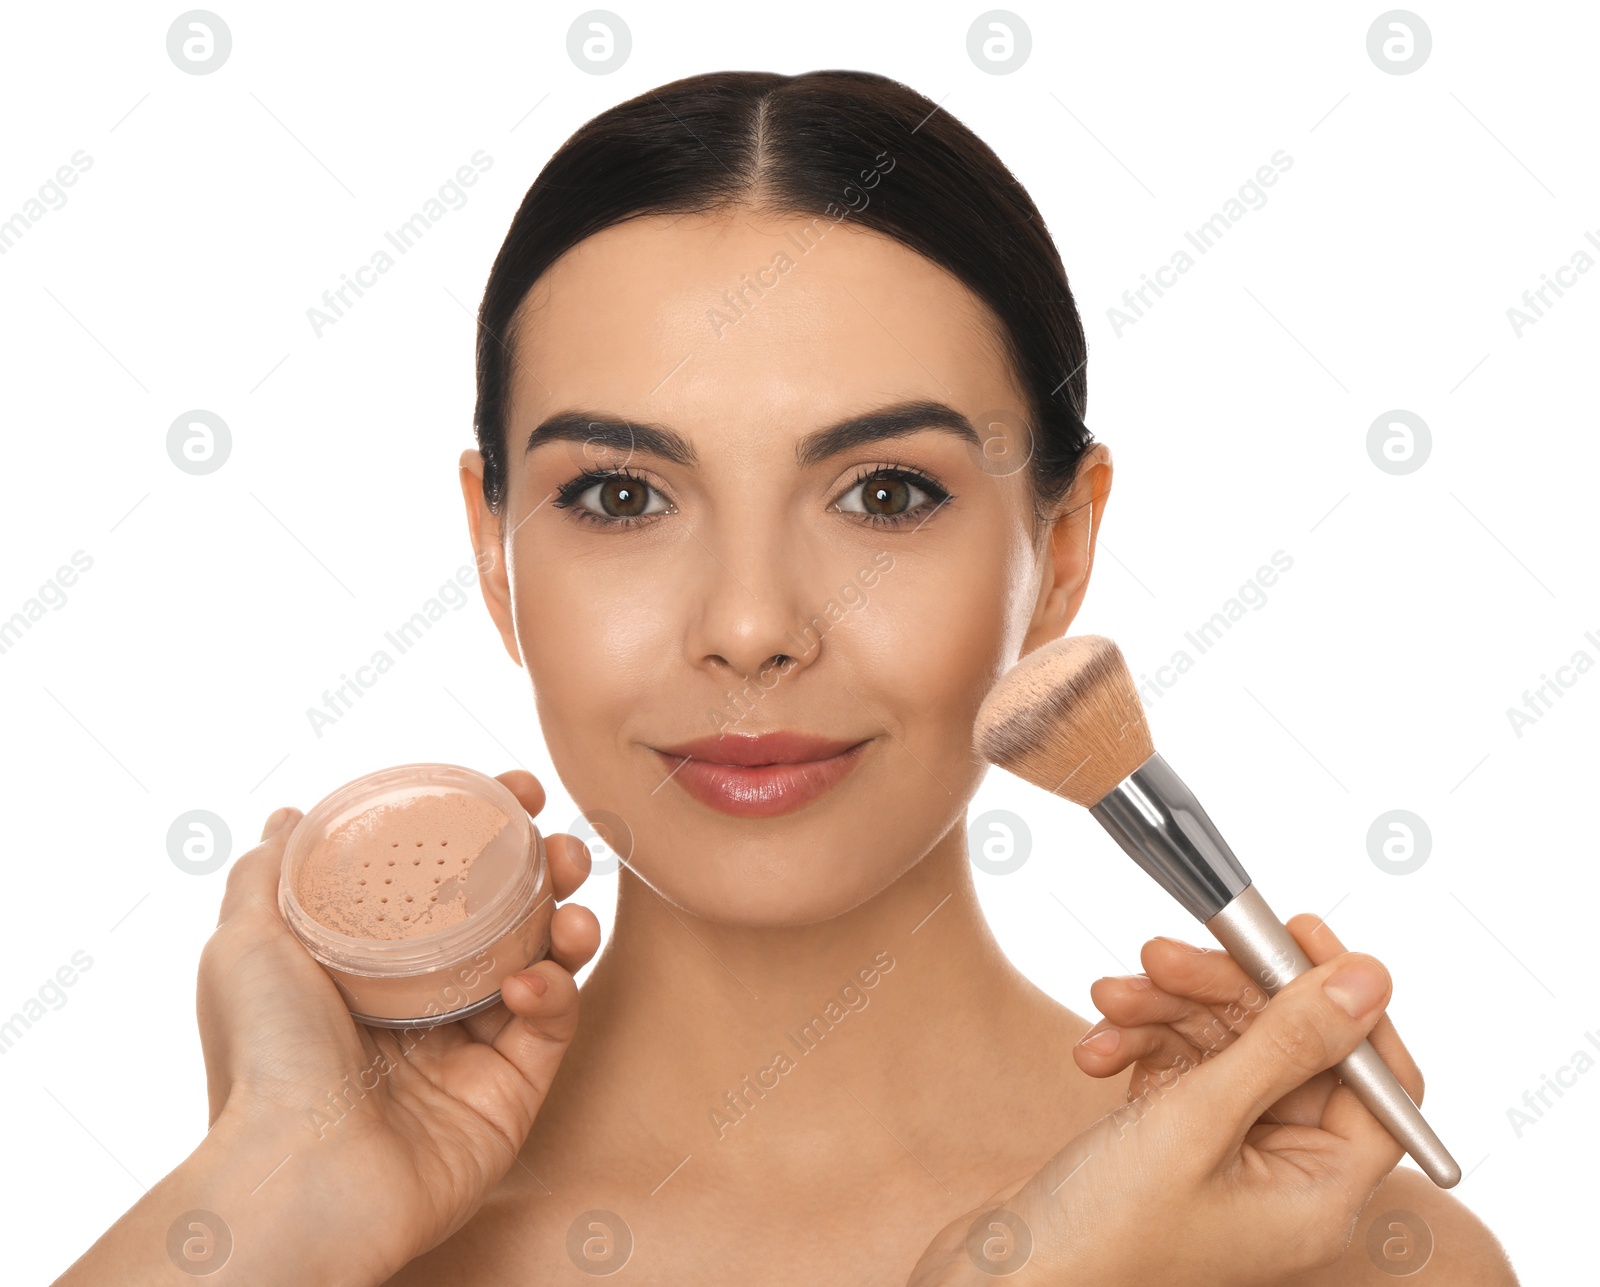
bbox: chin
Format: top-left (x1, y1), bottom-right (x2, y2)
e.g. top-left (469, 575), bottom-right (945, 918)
top-left (632, 836), bottom-right (900, 930)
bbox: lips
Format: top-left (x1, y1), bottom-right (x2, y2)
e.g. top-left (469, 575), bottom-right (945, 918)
top-left (655, 732), bottom-right (864, 765)
top-left (651, 731), bottom-right (871, 817)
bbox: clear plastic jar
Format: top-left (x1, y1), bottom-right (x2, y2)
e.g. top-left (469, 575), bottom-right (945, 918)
top-left (277, 763), bottom-right (552, 1028)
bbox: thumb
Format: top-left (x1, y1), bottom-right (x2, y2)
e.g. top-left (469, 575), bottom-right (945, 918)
top-left (1195, 950), bottom-right (1391, 1153)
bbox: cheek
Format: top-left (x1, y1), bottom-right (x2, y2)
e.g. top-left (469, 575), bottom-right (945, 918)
top-left (507, 543), bottom-right (677, 754)
top-left (856, 535), bottom-right (1020, 714)
top-left (520, 563), bottom-right (662, 665)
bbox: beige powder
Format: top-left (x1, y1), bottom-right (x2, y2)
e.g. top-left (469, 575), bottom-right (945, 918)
top-left (294, 792), bottom-right (510, 940)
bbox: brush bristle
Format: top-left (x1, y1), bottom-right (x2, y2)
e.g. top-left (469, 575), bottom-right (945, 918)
top-left (973, 635), bottom-right (1155, 806)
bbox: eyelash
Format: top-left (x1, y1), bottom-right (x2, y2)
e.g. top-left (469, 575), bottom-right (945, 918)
top-left (548, 464), bottom-right (953, 530)
top-left (838, 463), bottom-right (952, 528)
top-left (550, 468), bottom-right (663, 529)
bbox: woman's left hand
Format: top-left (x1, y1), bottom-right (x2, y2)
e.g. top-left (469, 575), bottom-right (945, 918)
top-left (1070, 914), bottom-right (1419, 1133)
top-left (902, 915), bottom-right (1431, 1287)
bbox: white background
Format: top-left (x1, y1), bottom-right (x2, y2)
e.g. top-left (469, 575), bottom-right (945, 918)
top-left (2, 2), bottom-right (1594, 1281)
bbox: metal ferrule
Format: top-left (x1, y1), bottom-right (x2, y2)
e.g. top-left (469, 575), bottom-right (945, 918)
top-left (1086, 751), bottom-right (1253, 922)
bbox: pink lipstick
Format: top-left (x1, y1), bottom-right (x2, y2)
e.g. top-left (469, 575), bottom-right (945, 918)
top-left (650, 731), bottom-right (870, 817)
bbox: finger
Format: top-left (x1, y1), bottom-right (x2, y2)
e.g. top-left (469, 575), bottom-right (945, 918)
top-left (1131, 922), bottom-right (1417, 1135)
top-left (1316, 1074), bottom-right (1410, 1190)
top-left (1092, 1026), bottom-right (1342, 1128)
top-left (1253, 1059), bottom-right (1409, 1202)
top-left (1313, 947), bottom-right (1424, 1150)
top-left (1100, 973), bottom-right (1260, 1062)
top-left (1140, 936), bottom-right (1268, 1011)
top-left (544, 832), bottom-right (592, 903)
top-left (548, 901), bottom-right (602, 976)
top-left (1087, 971), bottom-right (1158, 1014)
top-left (1090, 975), bottom-right (1251, 1059)
top-left (457, 900), bottom-right (599, 1044)
top-left (496, 769), bottom-right (548, 822)
top-left (1101, 944), bottom-right (1346, 1126)
top-left (456, 996), bottom-right (515, 1047)
top-left (1191, 950), bottom-right (1392, 1162)
top-left (456, 900), bottom-right (597, 1047)
top-left (1138, 938), bottom-right (1277, 1052)
top-left (217, 807), bottom-right (305, 925)
top-left (1286, 912), bottom-right (1345, 960)
top-left (1285, 914), bottom-right (1422, 1106)
top-left (1073, 1019), bottom-right (1206, 1081)
top-left (473, 960), bottom-right (582, 1145)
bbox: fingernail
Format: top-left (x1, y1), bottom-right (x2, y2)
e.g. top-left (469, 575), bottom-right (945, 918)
top-left (1323, 959), bottom-right (1387, 1018)
top-left (1077, 1026), bottom-right (1120, 1054)
top-left (522, 971), bottom-right (548, 997)
top-left (1156, 936), bottom-right (1207, 953)
top-left (261, 807), bottom-right (291, 839)
top-left (1123, 974), bottom-right (1155, 991)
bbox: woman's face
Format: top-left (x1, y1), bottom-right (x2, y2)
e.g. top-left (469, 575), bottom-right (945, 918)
top-left (462, 209), bottom-right (1109, 927)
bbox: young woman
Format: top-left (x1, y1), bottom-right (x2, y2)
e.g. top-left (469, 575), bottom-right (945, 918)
top-left (57, 70), bottom-right (1517, 1285)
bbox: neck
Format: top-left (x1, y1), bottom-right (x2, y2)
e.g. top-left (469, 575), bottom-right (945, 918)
top-left (551, 816), bottom-right (1052, 1184)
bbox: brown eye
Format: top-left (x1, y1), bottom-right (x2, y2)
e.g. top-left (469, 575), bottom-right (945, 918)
top-left (835, 468), bottom-right (945, 525)
top-left (555, 469), bottom-right (671, 525)
top-left (860, 475), bottom-right (912, 516)
top-left (599, 477), bottom-right (649, 517)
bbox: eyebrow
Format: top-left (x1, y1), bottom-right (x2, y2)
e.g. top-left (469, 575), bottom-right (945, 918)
top-left (523, 399), bottom-right (984, 469)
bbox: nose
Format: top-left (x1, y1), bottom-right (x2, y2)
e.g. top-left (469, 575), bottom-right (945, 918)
top-left (682, 526), bottom-right (821, 683)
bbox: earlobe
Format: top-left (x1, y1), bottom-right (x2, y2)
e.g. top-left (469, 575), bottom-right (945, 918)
top-left (457, 450), bottom-right (524, 669)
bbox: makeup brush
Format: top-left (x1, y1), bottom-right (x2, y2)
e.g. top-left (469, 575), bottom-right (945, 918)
top-left (973, 634), bottom-right (1461, 1188)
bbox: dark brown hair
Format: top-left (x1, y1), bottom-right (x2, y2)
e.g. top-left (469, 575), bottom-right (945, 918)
top-left (473, 69), bottom-right (1093, 525)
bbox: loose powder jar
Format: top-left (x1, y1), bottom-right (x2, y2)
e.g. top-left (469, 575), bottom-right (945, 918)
top-left (278, 763), bottom-right (553, 1028)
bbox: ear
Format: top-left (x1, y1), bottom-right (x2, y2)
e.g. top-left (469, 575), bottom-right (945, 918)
top-left (459, 448), bottom-right (523, 668)
top-left (1021, 441), bottom-right (1114, 653)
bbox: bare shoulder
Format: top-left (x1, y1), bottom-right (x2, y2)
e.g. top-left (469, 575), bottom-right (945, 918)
top-left (1280, 1165), bottom-right (1519, 1285)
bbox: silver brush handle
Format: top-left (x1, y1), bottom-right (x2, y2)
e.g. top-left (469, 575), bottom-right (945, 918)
top-left (1089, 753), bottom-right (1461, 1188)
top-left (1207, 884), bottom-right (1462, 1189)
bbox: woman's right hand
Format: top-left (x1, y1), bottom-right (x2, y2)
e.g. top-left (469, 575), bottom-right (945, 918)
top-left (197, 769), bottom-right (600, 1284)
